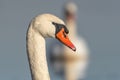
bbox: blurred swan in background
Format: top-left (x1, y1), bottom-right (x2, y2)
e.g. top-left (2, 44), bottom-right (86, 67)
top-left (26, 14), bottom-right (76, 80)
top-left (63, 2), bottom-right (89, 80)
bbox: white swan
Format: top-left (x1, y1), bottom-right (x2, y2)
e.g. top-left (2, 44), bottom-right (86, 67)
top-left (63, 2), bottom-right (89, 80)
top-left (26, 14), bottom-right (76, 80)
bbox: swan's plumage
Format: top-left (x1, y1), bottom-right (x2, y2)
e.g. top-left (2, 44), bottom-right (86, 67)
top-left (30, 14), bottom-right (65, 38)
top-left (26, 13), bottom-right (75, 80)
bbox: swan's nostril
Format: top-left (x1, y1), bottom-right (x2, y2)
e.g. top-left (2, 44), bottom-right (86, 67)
top-left (63, 32), bottom-right (67, 38)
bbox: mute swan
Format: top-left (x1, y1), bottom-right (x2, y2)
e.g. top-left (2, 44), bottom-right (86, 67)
top-left (64, 2), bottom-right (89, 80)
top-left (26, 14), bottom-right (76, 80)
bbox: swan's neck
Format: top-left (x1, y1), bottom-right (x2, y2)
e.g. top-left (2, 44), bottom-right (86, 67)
top-left (65, 18), bottom-right (77, 39)
top-left (27, 27), bottom-right (50, 80)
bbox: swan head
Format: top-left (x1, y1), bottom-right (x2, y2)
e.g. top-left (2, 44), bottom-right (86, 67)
top-left (64, 2), bottom-right (77, 19)
top-left (32, 14), bottom-right (76, 51)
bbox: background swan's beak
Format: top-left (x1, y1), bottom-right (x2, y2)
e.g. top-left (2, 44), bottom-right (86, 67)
top-left (56, 28), bottom-right (76, 51)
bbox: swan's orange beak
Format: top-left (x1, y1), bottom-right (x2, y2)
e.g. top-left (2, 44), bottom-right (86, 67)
top-left (56, 28), bottom-right (76, 51)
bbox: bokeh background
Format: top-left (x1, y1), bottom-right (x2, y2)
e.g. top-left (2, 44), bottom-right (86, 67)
top-left (0, 0), bottom-right (120, 80)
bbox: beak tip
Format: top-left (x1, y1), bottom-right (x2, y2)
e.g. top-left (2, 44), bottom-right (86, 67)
top-left (72, 47), bottom-right (76, 51)
top-left (71, 46), bottom-right (76, 51)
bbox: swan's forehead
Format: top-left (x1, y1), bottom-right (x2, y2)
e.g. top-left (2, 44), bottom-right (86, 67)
top-left (42, 14), bottom-right (65, 25)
